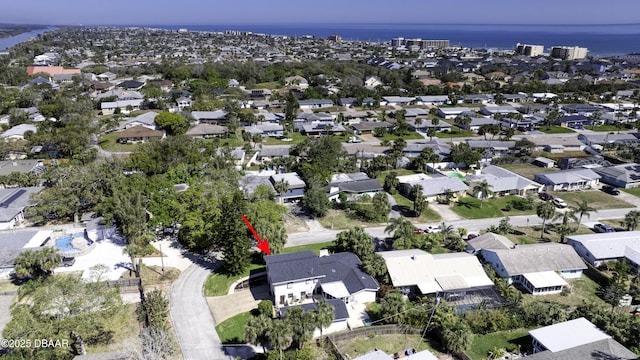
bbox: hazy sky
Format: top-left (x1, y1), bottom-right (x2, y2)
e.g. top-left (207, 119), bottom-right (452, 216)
top-left (2, 0), bottom-right (640, 26)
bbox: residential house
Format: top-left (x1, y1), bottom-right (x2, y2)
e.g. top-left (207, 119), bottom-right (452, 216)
top-left (0, 124), bottom-right (38, 140)
top-left (466, 165), bottom-right (543, 196)
top-left (437, 107), bottom-right (474, 119)
top-left (527, 135), bottom-right (585, 153)
top-left (528, 318), bottom-right (617, 354)
top-left (284, 75), bottom-right (309, 90)
top-left (462, 94), bottom-right (493, 104)
top-left (397, 173), bottom-right (468, 202)
top-left (185, 124), bottom-right (229, 138)
top-left (0, 160), bottom-right (46, 178)
top-left (265, 251), bottom-right (378, 308)
top-left (351, 121), bottom-right (393, 134)
top-left (525, 338), bottom-right (639, 360)
top-left (402, 108), bottom-right (428, 118)
top-left (532, 157), bottom-right (556, 168)
top-left (118, 80), bottom-right (145, 90)
top-left (533, 168), bottom-right (601, 191)
top-left (481, 243), bottom-right (587, 295)
top-left (116, 126), bottom-right (165, 143)
top-left (479, 105), bottom-right (519, 116)
top-left (95, 89), bottom-right (144, 101)
top-left (124, 112), bottom-right (158, 130)
top-left (327, 173), bottom-right (383, 201)
top-left (298, 99), bottom-right (334, 109)
top-left (502, 93), bottom-right (529, 103)
top-left (258, 146), bottom-right (290, 162)
top-left (0, 230), bottom-right (52, 278)
top-left (458, 117), bottom-right (501, 131)
top-left (100, 99), bottom-right (144, 115)
top-left (249, 89), bottom-right (272, 100)
top-left (279, 299), bottom-right (350, 336)
top-left (300, 122), bottom-right (346, 136)
top-left (593, 163), bottom-right (640, 189)
top-left (0, 187), bottom-right (45, 230)
top-left (243, 123), bottom-right (284, 137)
top-left (383, 96), bottom-right (415, 106)
top-left (239, 175), bottom-right (276, 198)
top-left (555, 115), bottom-right (593, 128)
top-left (416, 95), bottom-right (449, 105)
top-left (465, 232), bottom-right (514, 254)
top-left (338, 98), bottom-right (356, 107)
top-left (567, 231), bottom-right (640, 271)
top-left (578, 133), bottom-right (639, 148)
top-left (191, 110), bottom-right (227, 123)
top-left (175, 96), bottom-right (192, 111)
top-left (364, 76), bottom-right (383, 89)
top-left (407, 119), bottom-right (453, 133)
top-left (466, 140), bottom-right (516, 159)
top-left (377, 249), bottom-right (499, 310)
top-left (97, 72), bottom-right (118, 82)
top-left (270, 172), bottom-right (306, 203)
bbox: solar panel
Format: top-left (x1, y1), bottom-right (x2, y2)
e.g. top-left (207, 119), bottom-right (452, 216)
top-left (0, 189), bottom-right (26, 208)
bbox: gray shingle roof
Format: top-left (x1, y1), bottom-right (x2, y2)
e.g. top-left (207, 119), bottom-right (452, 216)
top-left (0, 187), bottom-right (44, 223)
top-left (524, 338), bottom-right (638, 360)
top-left (466, 232), bottom-right (514, 251)
top-left (0, 231), bottom-right (45, 268)
top-left (484, 243), bottom-right (586, 276)
top-left (338, 179), bottom-right (383, 193)
top-left (279, 298), bottom-right (349, 321)
top-left (534, 168), bottom-right (601, 185)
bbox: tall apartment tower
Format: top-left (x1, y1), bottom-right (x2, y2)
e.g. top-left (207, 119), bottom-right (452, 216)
top-left (515, 43), bottom-right (545, 57)
top-left (550, 46), bottom-right (588, 60)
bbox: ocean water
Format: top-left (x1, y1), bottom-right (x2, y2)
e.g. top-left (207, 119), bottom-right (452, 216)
top-left (0, 27), bottom-right (55, 51)
top-left (153, 23), bottom-right (640, 57)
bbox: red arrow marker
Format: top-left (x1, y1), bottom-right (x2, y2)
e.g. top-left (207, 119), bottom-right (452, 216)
top-left (241, 214), bottom-right (271, 255)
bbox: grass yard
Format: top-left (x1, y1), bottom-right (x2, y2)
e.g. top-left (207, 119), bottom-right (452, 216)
top-left (261, 131), bottom-right (308, 145)
top-left (335, 333), bottom-right (443, 359)
top-left (452, 197), bottom-right (504, 219)
top-left (522, 270), bottom-right (608, 308)
top-left (98, 132), bottom-right (139, 152)
top-left (491, 195), bottom-right (539, 216)
top-left (467, 328), bottom-right (532, 360)
top-left (204, 262), bottom-right (266, 297)
top-left (283, 241), bottom-right (335, 255)
top-left (374, 131), bottom-right (425, 141)
top-left (548, 190), bottom-right (633, 210)
top-left (434, 129), bottom-right (474, 138)
top-left (215, 311), bottom-right (254, 344)
top-left (622, 187), bottom-right (640, 197)
top-left (121, 265), bottom-right (181, 286)
top-left (392, 193), bottom-right (442, 223)
top-left (500, 163), bottom-right (556, 181)
top-left (318, 209), bottom-right (386, 230)
top-left (538, 126), bottom-right (575, 134)
top-left (206, 134), bottom-right (245, 148)
top-left (586, 124), bottom-right (620, 132)
top-left (507, 224), bottom-right (595, 244)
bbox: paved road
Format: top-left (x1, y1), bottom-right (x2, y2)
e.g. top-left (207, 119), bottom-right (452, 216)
top-left (170, 259), bottom-right (230, 360)
top-left (285, 207), bottom-right (638, 247)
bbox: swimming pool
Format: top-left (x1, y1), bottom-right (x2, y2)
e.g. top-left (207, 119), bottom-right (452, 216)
top-left (447, 172), bottom-right (466, 181)
top-left (54, 233), bottom-right (84, 253)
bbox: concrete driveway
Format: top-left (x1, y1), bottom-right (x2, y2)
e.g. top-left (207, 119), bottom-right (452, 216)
top-left (207, 284), bottom-right (270, 324)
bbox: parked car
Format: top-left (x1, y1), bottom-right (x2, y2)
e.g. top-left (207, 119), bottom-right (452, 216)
top-left (413, 228), bottom-right (423, 235)
top-left (552, 197), bottom-right (568, 208)
top-left (466, 233), bottom-right (478, 240)
top-left (539, 192), bottom-right (553, 201)
top-left (60, 256), bottom-right (76, 267)
top-left (602, 185), bottom-right (620, 195)
top-left (593, 223), bottom-right (615, 233)
top-left (424, 225), bottom-right (442, 234)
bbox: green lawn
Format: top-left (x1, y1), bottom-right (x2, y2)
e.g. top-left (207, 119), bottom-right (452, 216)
top-left (206, 134), bottom-right (245, 148)
top-left (491, 195), bottom-right (539, 216)
top-left (538, 126), bottom-right (575, 134)
top-left (318, 209), bottom-right (386, 230)
top-left (548, 190), bottom-right (633, 210)
top-left (283, 241), bottom-right (335, 255)
top-left (204, 263), bottom-right (265, 297)
top-left (467, 328), bottom-right (532, 360)
top-left (434, 129), bottom-right (474, 138)
top-left (500, 163), bottom-right (556, 181)
top-left (392, 193), bottom-right (442, 223)
top-left (507, 224), bottom-right (595, 244)
top-left (451, 197), bottom-right (504, 219)
top-left (261, 131), bottom-right (308, 145)
top-left (586, 124), bottom-right (620, 132)
top-left (374, 131), bottom-right (425, 141)
top-left (98, 133), bottom-right (139, 152)
top-left (335, 334), bottom-right (443, 359)
top-left (622, 187), bottom-right (640, 197)
top-left (522, 268), bottom-right (608, 308)
top-left (215, 311), bottom-right (253, 344)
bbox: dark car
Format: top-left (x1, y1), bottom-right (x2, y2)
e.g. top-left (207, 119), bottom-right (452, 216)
top-left (61, 256), bottom-right (75, 267)
top-left (602, 185), bottom-right (620, 195)
top-left (539, 192), bottom-right (553, 201)
top-left (593, 223), bottom-right (615, 233)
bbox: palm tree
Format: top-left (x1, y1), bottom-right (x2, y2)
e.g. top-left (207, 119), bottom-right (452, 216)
top-left (441, 320), bottom-right (472, 353)
top-left (245, 315), bottom-right (272, 352)
top-left (268, 319), bottom-right (293, 360)
top-left (536, 201), bottom-right (556, 239)
top-left (440, 222), bottom-right (455, 242)
top-left (553, 210), bottom-right (578, 243)
top-left (313, 300), bottom-right (335, 338)
top-left (624, 210), bottom-right (640, 231)
top-left (572, 200), bottom-right (596, 229)
top-left (385, 217), bottom-right (414, 249)
top-left (419, 147), bottom-right (439, 173)
top-left (273, 179), bottom-right (289, 205)
top-left (472, 180), bottom-right (493, 208)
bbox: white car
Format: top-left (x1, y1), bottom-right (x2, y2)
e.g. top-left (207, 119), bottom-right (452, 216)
top-left (552, 197), bottom-right (567, 208)
top-left (424, 225), bottom-right (442, 234)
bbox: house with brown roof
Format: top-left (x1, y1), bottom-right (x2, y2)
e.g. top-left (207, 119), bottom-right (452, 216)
top-left (116, 126), bottom-right (165, 143)
top-left (185, 124), bottom-right (229, 138)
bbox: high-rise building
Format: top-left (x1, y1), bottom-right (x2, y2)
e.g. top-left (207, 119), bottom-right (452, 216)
top-left (327, 34), bottom-right (342, 42)
top-left (515, 43), bottom-right (545, 57)
top-left (391, 37), bottom-right (405, 47)
top-left (420, 39), bottom-right (450, 48)
top-left (550, 46), bottom-right (588, 60)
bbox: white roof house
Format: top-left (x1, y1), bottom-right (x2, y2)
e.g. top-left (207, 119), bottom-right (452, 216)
top-left (529, 318), bottom-right (611, 353)
top-left (124, 111), bottom-right (158, 129)
top-left (0, 124), bottom-right (37, 140)
top-left (397, 173), bottom-right (468, 201)
top-left (567, 231), bottom-right (640, 268)
top-left (466, 165), bottom-right (543, 196)
top-left (533, 168), bottom-right (601, 191)
top-left (377, 249), bottom-right (494, 295)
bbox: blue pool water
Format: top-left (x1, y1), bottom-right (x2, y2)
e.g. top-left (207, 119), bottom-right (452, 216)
top-left (54, 233), bottom-right (84, 253)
